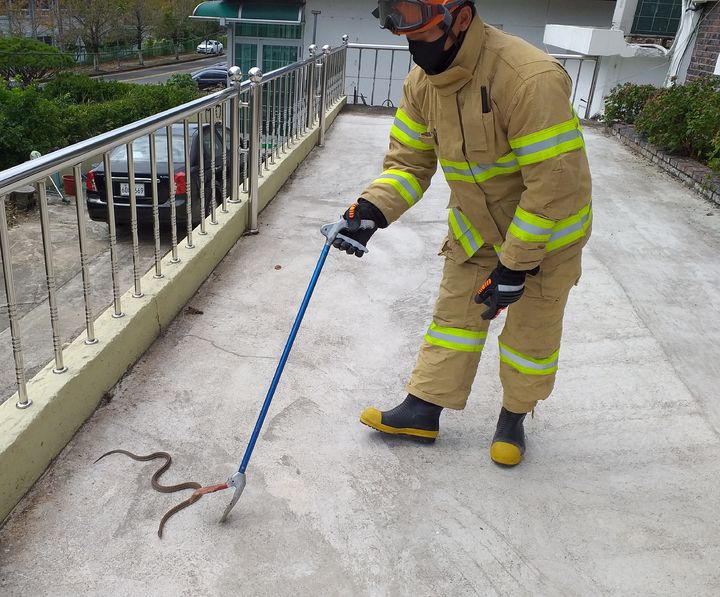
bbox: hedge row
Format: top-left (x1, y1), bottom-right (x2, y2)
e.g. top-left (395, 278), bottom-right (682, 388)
top-left (0, 73), bottom-right (201, 172)
top-left (604, 77), bottom-right (720, 172)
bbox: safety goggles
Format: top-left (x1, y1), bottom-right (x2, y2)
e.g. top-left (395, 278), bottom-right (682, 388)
top-left (372, 0), bottom-right (456, 34)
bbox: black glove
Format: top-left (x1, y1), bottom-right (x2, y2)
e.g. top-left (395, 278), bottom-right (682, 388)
top-left (333, 199), bottom-right (387, 258)
top-left (474, 262), bottom-right (540, 320)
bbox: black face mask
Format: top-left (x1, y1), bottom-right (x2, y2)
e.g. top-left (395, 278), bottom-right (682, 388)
top-left (407, 15), bottom-right (465, 75)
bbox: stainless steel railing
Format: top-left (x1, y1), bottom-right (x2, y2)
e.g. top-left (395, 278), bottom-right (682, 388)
top-left (0, 40), bottom-right (346, 408)
top-left (344, 43), bottom-right (600, 119)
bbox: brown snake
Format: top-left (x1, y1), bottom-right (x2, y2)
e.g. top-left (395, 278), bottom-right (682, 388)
top-left (94, 449), bottom-right (203, 538)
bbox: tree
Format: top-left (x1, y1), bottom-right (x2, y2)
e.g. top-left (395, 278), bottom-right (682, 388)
top-left (155, 0), bottom-right (196, 60)
top-left (127, 0), bottom-right (161, 66)
top-left (64, 0), bottom-right (130, 72)
top-left (0, 37), bottom-right (73, 86)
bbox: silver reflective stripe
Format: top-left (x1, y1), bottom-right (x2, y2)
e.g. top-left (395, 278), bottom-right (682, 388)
top-left (548, 209), bottom-right (592, 244)
top-left (451, 208), bottom-right (480, 253)
top-left (426, 328), bottom-right (486, 347)
top-left (513, 129), bottom-right (583, 157)
top-left (393, 118), bottom-right (424, 142)
top-left (499, 346), bottom-right (558, 371)
top-left (498, 283), bottom-right (524, 292)
top-left (442, 157), bottom-right (519, 177)
top-left (510, 215), bottom-right (553, 237)
top-left (383, 172), bottom-right (421, 202)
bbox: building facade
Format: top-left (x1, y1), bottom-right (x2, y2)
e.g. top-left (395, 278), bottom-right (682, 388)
top-left (685, 1), bottom-right (720, 80)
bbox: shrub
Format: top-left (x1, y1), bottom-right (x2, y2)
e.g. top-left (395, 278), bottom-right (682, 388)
top-left (0, 85), bottom-right (66, 170)
top-left (0, 37), bottom-right (74, 86)
top-left (43, 72), bottom-right (132, 104)
top-left (685, 77), bottom-right (720, 161)
top-left (635, 77), bottom-right (720, 157)
top-left (709, 135), bottom-right (720, 173)
top-left (603, 83), bottom-right (658, 125)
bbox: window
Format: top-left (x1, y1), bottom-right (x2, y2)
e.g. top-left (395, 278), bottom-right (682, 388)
top-left (631, 0), bottom-right (682, 37)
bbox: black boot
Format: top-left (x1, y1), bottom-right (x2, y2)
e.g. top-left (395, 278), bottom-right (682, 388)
top-left (490, 407), bottom-right (526, 466)
top-left (360, 394), bottom-right (442, 442)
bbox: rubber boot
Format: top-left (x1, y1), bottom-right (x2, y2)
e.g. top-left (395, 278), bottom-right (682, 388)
top-left (360, 394), bottom-right (442, 442)
top-left (490, 407), bottom-right (526, 466)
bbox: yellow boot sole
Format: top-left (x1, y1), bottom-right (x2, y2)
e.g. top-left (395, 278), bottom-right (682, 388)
top-left (490, 441), bottom-right (523, 466)
top-left (360, 407), bottom-right (438, 440)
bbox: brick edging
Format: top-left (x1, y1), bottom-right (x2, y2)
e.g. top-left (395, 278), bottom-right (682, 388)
top-left (608, 123), bottom-right (720, 207)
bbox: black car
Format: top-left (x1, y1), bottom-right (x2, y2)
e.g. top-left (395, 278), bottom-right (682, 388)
top-left (191, 68), bottom-right (228, 91)
top-left (86, 122), bottom-right (232, 228)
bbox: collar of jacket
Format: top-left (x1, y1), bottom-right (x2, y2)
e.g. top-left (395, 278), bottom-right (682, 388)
top-left (425, 15), bottom-right (485, 97)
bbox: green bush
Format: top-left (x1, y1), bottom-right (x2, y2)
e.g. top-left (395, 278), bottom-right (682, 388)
top-left (0, 75), bottom-right (202, 170)
top-left (0, 37), bottom-right (74, 86)
top-left (635, 77), bottom-right (720, 158)
top-left (685, 77), bottom-right (720, 161)
top-left (0, 85), bottom-right (66, 170)
top-left (603, 83), bottom-right (658, 125)
top-left (43, 72), bottom-right (132, 104)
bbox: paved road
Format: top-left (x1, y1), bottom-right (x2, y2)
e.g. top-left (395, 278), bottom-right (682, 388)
top-left (1, 115), bottom-right (719, 595)
top-left (97, 55), bottom-right (227, 84)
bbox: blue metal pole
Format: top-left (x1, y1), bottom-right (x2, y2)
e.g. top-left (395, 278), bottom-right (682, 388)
top-left (238, 242), bottom-right (332, 474)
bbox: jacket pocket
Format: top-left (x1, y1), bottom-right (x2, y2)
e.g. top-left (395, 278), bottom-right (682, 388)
top-left (462, 97), bottom-right (497, 161)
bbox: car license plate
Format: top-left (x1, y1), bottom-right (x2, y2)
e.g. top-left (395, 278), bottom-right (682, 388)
top-left (120, 183), bottom-right (145, 197)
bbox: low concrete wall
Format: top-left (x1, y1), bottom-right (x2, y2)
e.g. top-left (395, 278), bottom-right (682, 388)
top-left (0, 98), bottom-right (346, 524)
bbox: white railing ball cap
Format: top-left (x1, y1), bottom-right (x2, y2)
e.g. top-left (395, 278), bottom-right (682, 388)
top-left (322, 44), bottom-right (331, 54)
top-left (309, 44), bottom-right (317, 56)
top-left (248, 67), bottom-right (263, 84)
top-left (228, 66), bottom-right (243, 83)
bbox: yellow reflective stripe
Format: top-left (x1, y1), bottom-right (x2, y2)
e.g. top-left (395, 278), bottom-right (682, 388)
top-left (507, 206), bottom-right (554, 244)
top-left (515, 136), bottom-right (585, 167)
top-left (440, 154), bottom-right (520, 184)
top-left (510, 117), bottom-right (579, 150)
top-left (448, 208), bottom-right (483, 257)
top-left (499, 342), bottom-right (559, 376)
top-left (509, 113), bottom-right (585, 167)
top-left (546, 202), bottom-right (592, 252)
top-left (425, 321), bottom-right (487, 353)
top-left (395, 108), bottom-right (426, 134)
top-left (373, 169), bottom-right (423, 208)
top-left (390, 125), bottom-right (434, 151)
top-left (508, 202), bottom-right (592, 249)
top-left (390, 109), bottom-right (434, 151)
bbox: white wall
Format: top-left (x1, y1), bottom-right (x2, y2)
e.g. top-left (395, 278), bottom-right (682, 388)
top-left (300, 0), bottom-right (617, 106)
top-left (304, 0), bottom-right (617, 51)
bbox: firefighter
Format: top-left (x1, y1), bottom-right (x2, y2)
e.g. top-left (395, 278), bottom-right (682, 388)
top-left (333, 0), bottom-right (592, 466)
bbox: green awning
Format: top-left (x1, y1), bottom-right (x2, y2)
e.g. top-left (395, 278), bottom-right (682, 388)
top-left (192, 1), bottom-right (304, 24)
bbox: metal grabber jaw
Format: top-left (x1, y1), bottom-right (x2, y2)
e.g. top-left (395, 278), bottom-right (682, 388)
top-left (220, 471), bottom-right (247, 523)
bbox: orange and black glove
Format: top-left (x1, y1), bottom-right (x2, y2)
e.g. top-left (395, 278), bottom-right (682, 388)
top-left (474, 262), bottom-right (540, 320)
top-left (333, 199), bottom-right (388, 258)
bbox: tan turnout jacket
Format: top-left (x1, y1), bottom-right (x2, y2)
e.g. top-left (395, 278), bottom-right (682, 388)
top-left (361, 15), bottom-right (593, 271)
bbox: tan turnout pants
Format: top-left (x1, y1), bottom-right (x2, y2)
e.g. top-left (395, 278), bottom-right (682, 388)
top-left (406, 241), bottom-right (583, 414)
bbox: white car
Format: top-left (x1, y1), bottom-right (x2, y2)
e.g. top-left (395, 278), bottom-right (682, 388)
top-left (197, 40), bottom-right (224, 55)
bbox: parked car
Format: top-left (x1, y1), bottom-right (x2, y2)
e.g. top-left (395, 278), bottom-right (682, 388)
top-left (197, 40), bottom-right (223, 55)
top-left (191, 67), bottom-right (228, 91)
top-left (86, 122), bottom-right (232, 228)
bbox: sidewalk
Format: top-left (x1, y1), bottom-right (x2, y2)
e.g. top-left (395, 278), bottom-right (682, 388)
top-left (0, 114), bottom-right (719, 596)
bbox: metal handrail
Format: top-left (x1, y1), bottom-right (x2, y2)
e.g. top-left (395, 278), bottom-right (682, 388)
top-left (343, 42), bottom-right (601, 118)
top-left (0, 37), bottom-right (348, 409)
top-left (0, 84), bottom-right (248, 199)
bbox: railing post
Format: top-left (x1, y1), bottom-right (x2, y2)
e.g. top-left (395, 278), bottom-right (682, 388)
top-left (228, 66), bottom-right (244, 205)
top-left (247, 66), bottom-right (263, 235)
top-left (585, 57), bottom-right (601, 120)
top-left (0, 195), bottom-right (30, 409)
top-left (306, 44), bottom-right (317, 129)
top-left (341, 35), bottom-right (349, 100)
top-left (318, 45), bottom-right (330, 147)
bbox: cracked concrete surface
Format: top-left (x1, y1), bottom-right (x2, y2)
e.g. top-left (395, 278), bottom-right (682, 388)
top-left (1, 114), bottom-right (720, 596)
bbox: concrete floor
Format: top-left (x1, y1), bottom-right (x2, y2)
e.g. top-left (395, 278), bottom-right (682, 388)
top-left (1, 114), bottom-right (719, 596)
